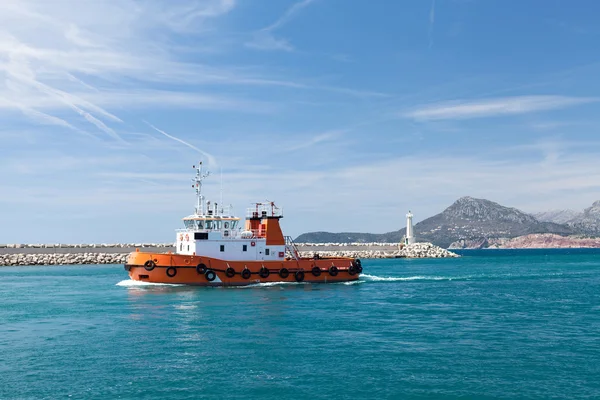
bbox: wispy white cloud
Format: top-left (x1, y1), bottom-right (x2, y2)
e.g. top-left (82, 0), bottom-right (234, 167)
top-left (246, 32), bottom-right (294, 52)
top-left (246, 0), bottom-right (316, 51)
top-left (283, 130), bottom-right (345, 152)
top-left (402, 95), bottom-right (598, 121)
top-left (145, 122), bottom-right (218, 168)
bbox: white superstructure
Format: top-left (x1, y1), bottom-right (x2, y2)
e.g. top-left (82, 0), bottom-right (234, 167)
top-left (174, 162), bottom-right (291, 261)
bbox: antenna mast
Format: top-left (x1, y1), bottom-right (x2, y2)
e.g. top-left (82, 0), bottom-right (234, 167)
top-left (220, 167), bottom-right (223, 213)
top-left (192, 161), bottom-right (210, 215)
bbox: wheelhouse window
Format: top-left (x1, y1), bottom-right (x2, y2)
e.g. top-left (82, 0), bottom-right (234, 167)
top-left (195, 232), bottom-right (208, 240)
top-left (224, 221), bottom-right (230, 229)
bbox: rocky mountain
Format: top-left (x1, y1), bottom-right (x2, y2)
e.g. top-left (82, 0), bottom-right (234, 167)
top-left (405, 197), bottom-right (573, 248)
top-left (533, 209), bottom-right (581, 224)
top-left (565, 201), bottom-right (600, 235)
top-left (295, 196), bottom-right (576, 248)
top-left (534, 201), bottom-right (600, 236)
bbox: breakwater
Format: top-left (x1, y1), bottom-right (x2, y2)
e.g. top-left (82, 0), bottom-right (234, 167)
top-left (297, 242), bottom-right (459, 259)
top-left (0, 242), bottom-right (458, 266)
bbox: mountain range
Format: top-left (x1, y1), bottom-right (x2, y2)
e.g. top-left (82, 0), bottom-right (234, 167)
top-left (294, 197), bottom-right (600, 248)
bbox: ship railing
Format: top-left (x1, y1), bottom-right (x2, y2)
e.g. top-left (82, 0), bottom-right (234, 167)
top-left (246, 203), bottom-right (283, 219)
top-left (284, 236), bottom-right (300, 261)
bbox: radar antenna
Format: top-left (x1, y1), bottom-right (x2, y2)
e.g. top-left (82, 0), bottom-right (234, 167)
top-left (192, 162), bottom-right (210, 215)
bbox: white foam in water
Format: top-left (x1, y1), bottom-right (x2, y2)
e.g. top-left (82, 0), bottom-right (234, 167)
top-left (116, 279), bottom-right (184, 287)
top-left (360, 274), bottom-right (468, 282)
top-left (337, 280), bottom-right (363, 285)
top-left (235, 281), bottom-right (306, 289)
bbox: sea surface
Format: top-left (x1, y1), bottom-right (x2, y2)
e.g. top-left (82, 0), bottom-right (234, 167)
top-left (1, 249), bottom-right (600, 399)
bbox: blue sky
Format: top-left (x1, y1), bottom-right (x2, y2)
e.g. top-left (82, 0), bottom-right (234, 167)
top-left (2, 0), bottom-right (600, 244)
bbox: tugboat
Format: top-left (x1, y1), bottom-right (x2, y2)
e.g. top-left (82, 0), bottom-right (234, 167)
top-left (124, 162), bottom-right (362, 286)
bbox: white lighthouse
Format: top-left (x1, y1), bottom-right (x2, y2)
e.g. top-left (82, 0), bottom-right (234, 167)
top-left (405, 210), bottom-right (415, 245)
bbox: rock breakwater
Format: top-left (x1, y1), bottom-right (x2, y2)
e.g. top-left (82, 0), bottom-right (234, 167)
top-left (0, 242), bottom-right (458, 266)
top-left (0, 252), bottom-right (129, 266)
top-left (299, 242), bottom-right (459, 259)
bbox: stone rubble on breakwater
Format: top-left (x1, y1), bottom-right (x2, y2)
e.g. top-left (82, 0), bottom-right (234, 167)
top-left (0, 242), bottom-right (458, 266)
top-left (297, 242), bottom-right (459, 259)
top-left (0, 252), bottom-right (129, 266)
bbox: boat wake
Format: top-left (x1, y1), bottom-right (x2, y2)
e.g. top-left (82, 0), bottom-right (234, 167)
top-left (234, 281), bottom-right (308, 289)
top-left (116, 279), bottom-right (184, 287)
top-left (360, 273), bottom-right (469, 282)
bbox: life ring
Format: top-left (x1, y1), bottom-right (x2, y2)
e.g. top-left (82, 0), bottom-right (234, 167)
top-left (185, 234), bottom-right (189, 241)
top-left (225, 267), bottom-right (236, 278)
top-left (184, 259), bottom-right (190, 265)
top-left (196, 263), bottom-right (207, 274)
top-left (179, 234), bottom-right (183, 241)
top-left (205, 269), bottom-right (216, 281)
top-left (279, 268), bottom-right (289, 279)
top-left (144, 260), bottom-right (156, 271)
top-left (295, 270), bottom-right (305, 282)
top-left (241, 268), bottom-right (252, 279)
top-left (348, 265), bottom-right (357, 276)
top-left (166, 267), bottom-right (177, 277)
top-left (311, 266), bottom-right (321, 277)
top-left (251, 241), bottom-right (256, 247)
top-left (329, 265), bottom-right (338, 276)
top-left (259, 267), bottom-right (270, 278)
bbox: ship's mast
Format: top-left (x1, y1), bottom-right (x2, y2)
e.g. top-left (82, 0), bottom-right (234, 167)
top-left (192, 162), bottom-right (210, 215)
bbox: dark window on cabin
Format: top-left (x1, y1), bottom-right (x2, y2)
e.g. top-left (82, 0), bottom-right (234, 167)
top-left (265, 249), bottom-right (270, 256)
top-left (243, 245), bottom-right (247, 252)
top-left (179, 243), bottom-right (182, 251)
top-left (220, 245), bottom-right (225, 252)
top-left (195, 232), bottom-right (208, 240)
top-left (187, 245), bottom-right (189, 252)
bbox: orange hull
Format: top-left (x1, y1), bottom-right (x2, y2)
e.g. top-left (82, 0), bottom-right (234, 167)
top-left (125, 251), bottom-right (362, 286)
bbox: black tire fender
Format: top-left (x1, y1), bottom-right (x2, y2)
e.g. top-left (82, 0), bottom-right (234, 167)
top-left (144, 260), bottom-right (156, 271)
top-left (241, 268), bottom-right (252, 279)
top-left (259, 267), bottom-right (270, 278)
top-left (205, 269), bottom-right (216, 281)
top-left (196, 263), bottom-right (207, 274)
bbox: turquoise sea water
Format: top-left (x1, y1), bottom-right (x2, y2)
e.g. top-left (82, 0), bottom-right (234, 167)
top-left (1, 250), bottom-right (600, 399)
